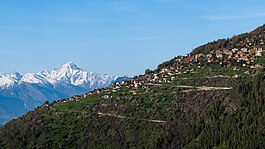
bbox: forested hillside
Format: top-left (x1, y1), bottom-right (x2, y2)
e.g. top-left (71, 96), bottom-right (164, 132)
top-left (191, 24), bottom-right (265, 55)
top-left (0, 25), bottom-right (265, 149)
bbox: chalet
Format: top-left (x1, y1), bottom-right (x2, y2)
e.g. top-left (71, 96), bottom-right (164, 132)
top-left (168, 72), bottom-right (173, 76)
top-left (233, 67), bottom-right (239, 71)
top-left (256, 52), bottom-right (262, 57)
top-left (85, 92), bottom-right (93, 96)
top-left (216, 54), bottom-right (223, 59)
top-left (256, 48), bottom-right (263, 57)
top-left (226, 51), bottom-right (233, 58)
top-left (130, 90), bottom-right (138, 95)
top-left (223, 49), bottom-right (229, 54)
top-left (241, 48), bottom-right (248, 53)
top-left (232, 48), bottom-right (239, 53)
top-left (233, 75), bottom-right (239, 78)
top-left (253, 64), bottom-right (263, 69)
top-left (207, 54), bottom-right (213, 58)
top-left (102, 95), bottom-right (111, 99)
top-left (244, 71), bottom-right (250, 75)
top-left (114, 86), bottom-right (121, 89)
top-left (241, 56), bottom-right (249, 62)
top-left (250, 48), bottom-right (257, 53)
top-left (195, 54), bottom-right (203, 59)
top-left (175, 58), bottom-right (182, 63)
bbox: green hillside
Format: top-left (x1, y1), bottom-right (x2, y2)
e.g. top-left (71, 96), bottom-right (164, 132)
top-left (0, 25), bottom-right (265, 149)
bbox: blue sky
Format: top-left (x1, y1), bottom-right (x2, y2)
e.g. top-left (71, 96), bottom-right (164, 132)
top-left (0, 0), bottom-right (265, 76)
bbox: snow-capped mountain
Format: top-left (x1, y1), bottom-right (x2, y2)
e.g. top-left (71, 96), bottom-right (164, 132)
top-left (48, 62), bottom-right (114, 89)
top-left (0, 72), bottom-right (21, 88)
top-left (0, 62), bottom-right (116, 125)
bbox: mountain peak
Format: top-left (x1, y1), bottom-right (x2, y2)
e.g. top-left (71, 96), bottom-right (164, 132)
top-left (39, 69), bottom-right (50, 76)
top-left (61, 61), bottom-right (79, 70)
top-left (10, 72), bottom-right (22, 80)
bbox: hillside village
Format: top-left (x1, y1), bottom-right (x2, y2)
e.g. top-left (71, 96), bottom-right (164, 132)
top-left (53, 44), bottom-right (264, 105)
top-left (47, 26), bottom-right (265, 105)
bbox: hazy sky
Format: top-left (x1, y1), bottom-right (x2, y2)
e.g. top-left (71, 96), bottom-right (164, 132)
top-left (1, 0), bottom-right (265, 76)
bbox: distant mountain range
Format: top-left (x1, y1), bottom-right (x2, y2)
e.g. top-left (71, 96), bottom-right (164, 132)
top-left (0, 62), bottom-right (117, 125)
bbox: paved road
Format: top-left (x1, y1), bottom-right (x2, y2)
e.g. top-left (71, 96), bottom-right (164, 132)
top-left (145, 83), bottom-right (233, 92)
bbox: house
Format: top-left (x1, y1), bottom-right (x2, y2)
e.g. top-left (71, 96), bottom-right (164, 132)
top-left (241, 56), bottom-right (249, 62)
top-left (102, 95), bottom-right (111, 99)
top-left (195, 54), bottom-right (203, 60)
top-left (226, 51), bottom-right (233, 58)
top-left (168, 72), bottom-right (173, 76)
top-left (244, 71), bottom-right (250, 75)
top-left (216, 54), bottom-right (223, 59)
top-left (130, 90), bottom-right (138, 95)
top-left (253, 64), bottom-right (263, 69)
top-left (207, 54), bottom-right (213, 58)
top-left (241, 48), bottom-right (248, 53)
top-left (176, 58), bottom-right (182, 63)
top-left (250, 48), bottom-right (257, 53)
top-left (256, 48), bottom-right (263, 57)
top-left (232, 48), bottom-right (239, 53)
top-left (233, 75), bottom-right (239, 78)
top-left (256, 52), bottom-right (262, 57)
top-left (233, 67), bottom-right (239, 71)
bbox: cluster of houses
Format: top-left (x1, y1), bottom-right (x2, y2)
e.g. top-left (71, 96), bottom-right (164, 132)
top-left (239, 36), bottom-right (264, 48)
top-left (137, 46), bottom-right (265, 85)
top-left (144, 47), bottom-right (264, 84)
top-left (53, 38), bottom-right (265, 105)
top-left (177, 47), bottom-right (264, 69)
top-left (180, 34), bottom-right (265, 69)
top-left (55, 77), bottom-right (148, 104)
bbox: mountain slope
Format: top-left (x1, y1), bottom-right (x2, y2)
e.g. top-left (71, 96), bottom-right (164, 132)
top-left (0, 96), bottom-right (28, 125)
top-left (0, 62), bottom-right (116, 125)
top-left (191, 24), bottom-right (265, 55)
top-left (0, 25), bottom-right (265, 148)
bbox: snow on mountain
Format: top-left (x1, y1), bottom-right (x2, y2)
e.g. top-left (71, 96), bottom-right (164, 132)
top-left (49, 61), bottom-right (88, 85)
top-left (21, 73), bottom-right (49, 84)
top-left (0, 62), bottom-right (117, 125)
top-left (10, 72), bottom-right (22, 80)
top-left (0, 73), bottom-right (20, 88)
top-left (37, 69), bottom-right (50, 77)
top-left (1, 61), bottom-right (115, 89)
top-left (47, 61), bottom-right (114, 89)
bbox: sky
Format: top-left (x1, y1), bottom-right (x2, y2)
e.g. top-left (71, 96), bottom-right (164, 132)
top-left (0, 0), bottom-right (265, 76)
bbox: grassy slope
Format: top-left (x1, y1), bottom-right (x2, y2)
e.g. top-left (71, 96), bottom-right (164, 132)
top-left (1, 57), bottom-right (265, 148)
